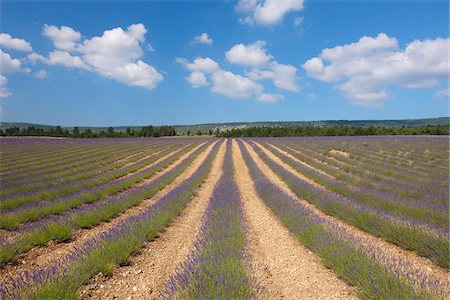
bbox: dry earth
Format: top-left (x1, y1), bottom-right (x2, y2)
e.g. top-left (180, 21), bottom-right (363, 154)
top-left (79, 140), bottom-right (226, 299)
top-left (247, 140), bottom-right (449, 291)
top-left (0, 141), bottom-right (213, 283)
top-left (232, 140), bottom-right (358, 300)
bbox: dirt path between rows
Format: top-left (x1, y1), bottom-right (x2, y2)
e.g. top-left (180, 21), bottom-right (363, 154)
top-left (266, 142), bottom-right (336, 180)
top-left (79, 141), bottom-right (226, 299)
top-left (0, 141), bottom-right (214, 284)
top-left (253, 142), bottom-right (327, 190)
top-left (245, 141), bottom-right (449, 292)
top-left (1, 144), bottom-right (194, 245)
top-left (232, 140), bottom-right (358, 300)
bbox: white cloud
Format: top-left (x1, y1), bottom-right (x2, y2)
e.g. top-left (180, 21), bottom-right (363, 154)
top-left (43, 24), bottom-right (81, 51)
top-left (211, 70), bottom-right (263, 99)
top-left (176, 57), bottom-right (220, 74)
top-left (34, 69), bottom-right (48, 79)
top-left (433, 87), bottom-right (449, 100)
top-left (0, 74), bottom-right (11, 98)
top-left (0, 33), bottom-right (32, 52)
top-left (27, 52), bottom-right (46, 64)
top-left (0, 49), bottom-right (24, 72)
top-left (0, 47), bottom-right (31, 98)
top-left (37, 23), bottom-right (163, 90)
top-left (194, 33), bottom-right (213, 45)
top-left (257, 92), bottom-right (284, 103)
top-left (225, 41), bottom-right (272, 68)
top-left (126, 23), bottom-right (147, 42)
top-left (249, 61), bottom-right (299, 92)
top-left (186, 71), bottom-right (208, 87)
top-left (236, 0), bottom-right (304, 26)
top-left (303, 33), bottom-right (450, 107)
top-left (179, 39), bottom-right (299, 103)
top-left (178, 56), bottom-right (283, 103)
top-left (47, 50), bottom-right (90, 69)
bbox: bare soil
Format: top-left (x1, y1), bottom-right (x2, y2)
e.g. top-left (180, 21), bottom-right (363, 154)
top-left (0, 141), bottom-right (215, 284)
top-left (246, 140), bottom-right (449, 293)
top-left (267, 143), bottom-right (336, 179)
top-left (330, 149), bottom-right (350, 157)
top-left (233, 140), bottom-right (358, 300)
top-left (79, 141), bottom-right (227, 299)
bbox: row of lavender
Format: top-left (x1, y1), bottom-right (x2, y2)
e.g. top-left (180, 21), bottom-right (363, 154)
top-left (261, 141), bottom-right (447, 230)
top-left (246, 139), bottom-right (448, 269)
top-left (1, 139), bottom-right (190, 201)
top-left (163, 139), bottom-right (252, 299)
top-left (0, 141), bottom-right (202, 229)
top-left (1, 141), bottom-right (177, 206)
top-left (1, 139), bottom-right (174, 193)
top-left (0, 140), bottom-right (222, 299)
top-left (288, 142), bottom-right (448, 205)
top-left (0, 141), bottom-right (213, 267)
top-left (289, 136), bottom-right (449, 186)
top-left (237, 139), bottom-right (446, 299)
top-left (1, 138), bottom-right (153, 176)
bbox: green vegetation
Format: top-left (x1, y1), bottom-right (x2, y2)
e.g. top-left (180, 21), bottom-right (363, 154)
top-left (219, 124), bottom-right (449, 137)
top-left (0, 125), bottom-right (177, 138)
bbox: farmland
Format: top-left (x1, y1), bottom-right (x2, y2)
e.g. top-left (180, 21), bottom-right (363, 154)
top-left (0, 136), bottom-right (448, 299)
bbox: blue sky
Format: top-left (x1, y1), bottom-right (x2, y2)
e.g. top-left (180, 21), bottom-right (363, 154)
top-left (0, 0), bottom-right (448, 126)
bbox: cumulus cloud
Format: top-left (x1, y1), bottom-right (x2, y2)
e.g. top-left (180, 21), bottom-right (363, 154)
top-left (27, 52), bottom-right (45, 64)
top-left (248, 61), bottom-right (299, 92)
top-left (186, 71), bottom-right (208, 87)
top-left (211, 70), bottom-right (263, 99)
top-left (225, 40), bottom-right (272, 68)
top-left (36, 24), bottom-right (163, 90)
top-left (0, 33), bottom-right (32, 52)
top-left (0, 75), bottom-right (11, 98)
top-left (34, 69), bottom-right (48, 79)
top-left (303, 33), bottom-right (450, 107)
top-left (0, 36), bottom-right (33, 98)
top-left (194, 33), bottom-right (213, 45)
top-left (177, 57), bottom-right (220, 74)
top-left (47, 50), bottom-right (90, 69)
top-left (236, 0), bottom-right (304, 26)
top-left (178, 56), bottom-right (285, 103)
top-left (257, 92), bottom-right (284, 103)
top-left (0, 49), bottom-right (28, 73)
top-left (43, 24), bottom-right (81, 51)
top-left (178, 40), bottom-right (299, 103)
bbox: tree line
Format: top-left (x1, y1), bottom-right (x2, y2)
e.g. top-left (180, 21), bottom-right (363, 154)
top-left (1, 124), bottom-right (448, 138)
top-left (0, 125), bottom-right (177, 138)
top-left (218, 124), bottom-right (449, 138)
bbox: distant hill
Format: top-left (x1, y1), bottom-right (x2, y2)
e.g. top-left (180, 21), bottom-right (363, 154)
top-left (1, 117), bottom-right (448, 135)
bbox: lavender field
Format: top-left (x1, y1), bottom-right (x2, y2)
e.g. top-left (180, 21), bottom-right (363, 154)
top-left (0, 136), bottom-right (448, 299)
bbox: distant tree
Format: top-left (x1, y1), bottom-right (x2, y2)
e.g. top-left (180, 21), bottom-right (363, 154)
top-left (187, 130), bottom-right (191, 136)
top-left (140, 125), bottom-right (154, 137)
top-left (72, 127), bottom-right (80, 137)
top-left (208, 129), bottom-right (213, 136)
top-left (83, 128), bottom-right (93, 138)
top-left (55, 126), bottom-right (63, 136)
top-left (125, 127), bottom-right (132, 136)
top-left (5, 127), bottom-right (20, 136)
top-left (106, 127), bottom-right (115, 137)
top-left (196, 130), bottom-right (202, 136)
top-left (0, 129), bottom-right (4, 136)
